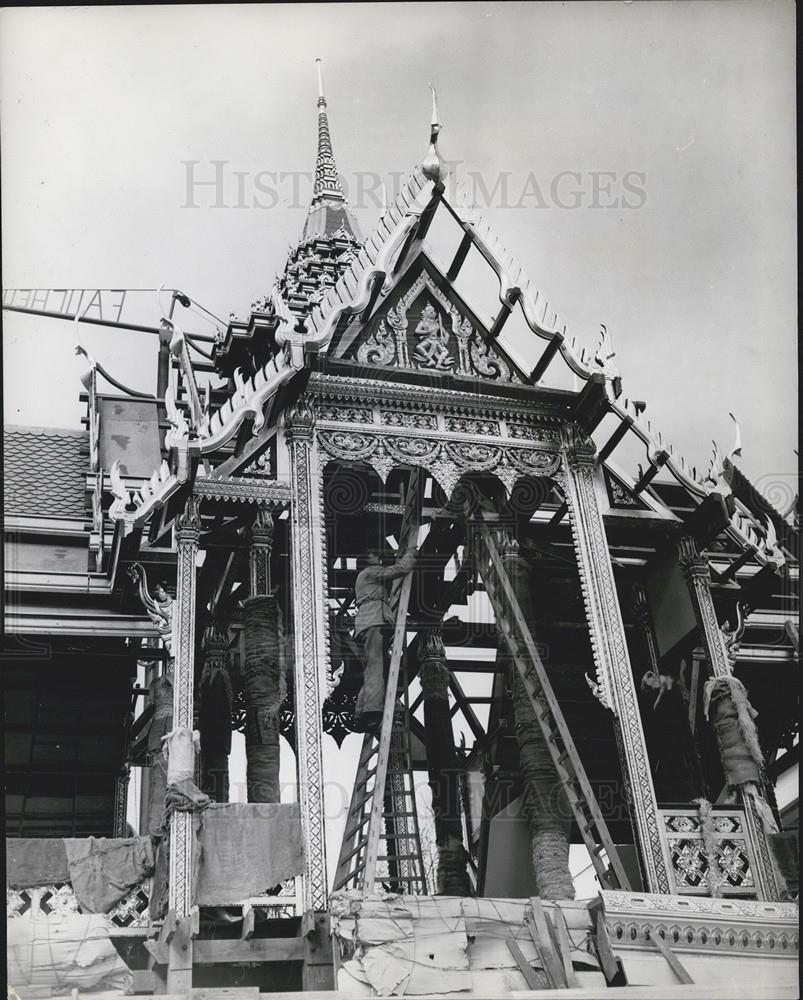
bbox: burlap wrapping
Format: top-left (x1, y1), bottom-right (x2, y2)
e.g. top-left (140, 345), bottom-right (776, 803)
top-left (704, 676), bottom-right (762, 789)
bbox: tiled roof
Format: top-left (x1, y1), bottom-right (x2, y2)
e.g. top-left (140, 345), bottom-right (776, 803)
top-left (3, 426), bottom-right (88, 519)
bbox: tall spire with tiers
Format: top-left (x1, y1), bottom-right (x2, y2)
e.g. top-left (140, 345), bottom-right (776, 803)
top-left (274, 59), bottom-right (362, 317)
top-left (302, 59), bottom-right (361, 242)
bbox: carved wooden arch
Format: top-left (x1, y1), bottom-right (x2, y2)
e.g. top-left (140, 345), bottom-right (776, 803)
top-left (315, 427), bottom-right (560, 504)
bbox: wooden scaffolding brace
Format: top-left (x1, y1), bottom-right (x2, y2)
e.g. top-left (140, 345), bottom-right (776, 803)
top-left (473, 512), bottom-right (632, 892)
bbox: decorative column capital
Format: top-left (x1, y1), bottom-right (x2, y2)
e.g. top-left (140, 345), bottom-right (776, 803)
top-left (250, 507), bottom-right (274, 598)
top-left (560, 422), bottom-right (597, 466)
top-left (284, 396), bottom-right (316, 443)
top-left (677, 535), bottom-right (710, 582)
top-left (419, 628), bottom-right (450, 701)
top-left (252, 506), bottom-right (275, 545)
top-left (176, 495), bottom-right (201, 542)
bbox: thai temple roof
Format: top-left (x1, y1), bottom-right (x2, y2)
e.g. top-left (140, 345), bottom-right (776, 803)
top-left (3, 425), bottom-right (87, 519)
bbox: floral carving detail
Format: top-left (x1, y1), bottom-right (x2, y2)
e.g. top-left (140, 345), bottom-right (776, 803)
top-left (318, 431), bottom-right (378, 461)
top-left (471, 336), bottom-right (510, 380)
top-left (444, 441), bottom-right (502, 471)
top-left (381, 410), bottom-right (438, 430)
top-left (446, 415), bottom-right (499, 435)
top-left (357, 320), bottom-right (395, 366)
top-left (509, 447), bottom-right (561, 476)
top-left (318, 404), bottom-right (374, 424)
top-left (383, 435), bottom-right (440, 464)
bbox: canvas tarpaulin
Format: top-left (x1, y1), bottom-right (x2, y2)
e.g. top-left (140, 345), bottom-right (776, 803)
top-left (196, 801), bottom-right (304, 905)
top-left (330, 891), bottom-right (600, 996)
top-left (63, 836), bottom-right (154, 914)
top-left (6, 910), bottom-right (132, 998)
top-left (150, 792), bottom-right (305, 914)
top-left (6, 839), bottom-right (70, 889)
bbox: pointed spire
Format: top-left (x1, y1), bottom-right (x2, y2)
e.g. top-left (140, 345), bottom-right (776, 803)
top-left (303, 58), bottom-right (360, 241)
top-left (310, 58), bottom-right (346, 207)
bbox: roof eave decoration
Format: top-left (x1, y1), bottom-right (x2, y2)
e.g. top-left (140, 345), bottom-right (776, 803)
top-left (607, 398), bottom-right (787, 569)
top-left (109, 332), bottom-right (297, 534)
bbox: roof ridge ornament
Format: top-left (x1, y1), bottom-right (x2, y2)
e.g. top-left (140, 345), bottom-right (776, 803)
top-left (422, 83), bottom-right (447, 185)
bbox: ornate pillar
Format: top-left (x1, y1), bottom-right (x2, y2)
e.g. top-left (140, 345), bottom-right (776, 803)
top-left (167, 496), bottom-right (200, 992)
top-left (284, 399), bottom-right (328, 910)
top-left (113, 765), bottom-right (130, 837)
top-left (677, 536), bottom-right (730, 679)
top-left (560, 425), bottom-right (671, 894)
top-left (677, 536), bottom-right (782, 900)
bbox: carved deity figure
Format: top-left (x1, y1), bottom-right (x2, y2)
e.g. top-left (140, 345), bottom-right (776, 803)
top-left (413, 303), bottom-right (453, 370)
top-left (129, 562), bottom-right (174, 654)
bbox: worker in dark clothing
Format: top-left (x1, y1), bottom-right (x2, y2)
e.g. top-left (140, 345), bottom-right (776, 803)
top-left (353, 546), bottom-right (417, 733)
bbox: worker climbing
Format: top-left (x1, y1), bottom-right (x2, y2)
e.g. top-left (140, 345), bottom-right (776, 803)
top-left (352, 544), bottom-right (418, 734)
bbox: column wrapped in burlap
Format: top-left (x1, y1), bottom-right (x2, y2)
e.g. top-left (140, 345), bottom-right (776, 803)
top-left (242, 595), bottom-right (284, 803)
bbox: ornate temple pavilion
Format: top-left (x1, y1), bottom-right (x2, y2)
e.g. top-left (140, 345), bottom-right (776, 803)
top-left (3, 61), bottom-right (798, 999)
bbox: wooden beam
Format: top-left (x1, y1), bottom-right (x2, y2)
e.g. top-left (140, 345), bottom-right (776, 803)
top-left (528, 898), bottom-right (566, 989)
top-left (594, 910), bottom-right (626, 986)
top-left (447, 231), bottom-right (473, 281)
top-left (597, 416), bottom-right (633, 464)
top-left (553, 906), bottom-right (581, 988)
top-left (193, 938), bottom-right (305, 964)
top-left (447, 672), bottom-right (486, 743)
top-left (506, 936), bottom-right (542, 991)
top-left (651, 931), bottom-right (695, 985)
top-left (528, 333), bottom-right (564, 384)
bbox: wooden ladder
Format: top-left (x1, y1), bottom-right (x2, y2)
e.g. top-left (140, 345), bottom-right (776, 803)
top-left (473, 516), bottom-right (632, 892)
top-left (333, 469), bottom-right (428, 894)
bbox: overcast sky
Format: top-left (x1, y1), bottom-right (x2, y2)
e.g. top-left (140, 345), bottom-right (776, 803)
top-left (2, 2), bottom-right (797, 496)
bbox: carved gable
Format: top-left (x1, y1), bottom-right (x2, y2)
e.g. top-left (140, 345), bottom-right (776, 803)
top-left (334, 258), bottom-right (519, 385)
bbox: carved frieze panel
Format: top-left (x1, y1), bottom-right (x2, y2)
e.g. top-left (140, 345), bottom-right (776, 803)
top-left (381, 409), bottom-right (438, 430)
top-left (508, 423), bottom-right (561, 443)
top-left (352, 271), bottom-right (519, 384)
top-left (597, 889), bottom-right (799, 959)
top-left (316, 426), bottom-right (559, 497)
top-left (445, 415), bottom-right (500, 435)
top-left (318, 403), bottom-right (374, 424)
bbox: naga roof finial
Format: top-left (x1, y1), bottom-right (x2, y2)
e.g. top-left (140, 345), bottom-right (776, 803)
top-left (422, 83), bottom-right (447, 185)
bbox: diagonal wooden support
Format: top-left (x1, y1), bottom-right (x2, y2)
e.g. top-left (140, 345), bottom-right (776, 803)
top-left (652, 931), bottom-right (695, 985)
top-left (506, 937), bottom-right (542, 990)
top-left (473, 516), bottom-right (631, 892)
top-left (528, 897), bottom-right (566, 989)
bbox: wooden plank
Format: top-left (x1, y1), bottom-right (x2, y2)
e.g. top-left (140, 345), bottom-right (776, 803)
top-left (144, 938), bottom-right (169, 965)
top-left (528, 898), bottom-right (566, 989)
top-left (240, 904), bottom-right (255, 940)
top-left (651, 931), bottom-right (695, 985)
top-left (506, 936), bottom-right (542, 991)
top-left (594, 910), bottom-right (625, 986)
top-left (193, 938), bottom-right (305, 964)
top-left (552, 907), bottom-right (581, 988)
